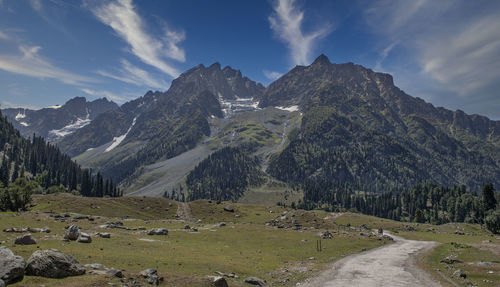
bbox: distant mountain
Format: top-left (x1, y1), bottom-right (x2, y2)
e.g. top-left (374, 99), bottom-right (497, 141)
top-left (13, 55), bottom-right (500, 203)
top-left (261, 54), bottom-right (500, 200)
top-left (58, 63), bottom-right (265, 185)
top-left (1, 97), bottom-right (118, 141)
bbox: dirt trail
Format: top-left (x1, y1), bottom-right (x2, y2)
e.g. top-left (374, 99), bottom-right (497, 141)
top-left (299, 233), bottom-right (441, 287)
top-left (175, 202), bottom-right (194, 222)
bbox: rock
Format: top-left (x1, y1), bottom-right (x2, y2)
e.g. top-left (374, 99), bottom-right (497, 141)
top-left (77, 232), bottom-right (92, 243)
top-left (64, 225), bottom-right (80, 241)
top-left (140, 269), bottom-right (161, 285)
top-left (477, 261), bottom-right (493, 267)
top-left (207, 276), bottom-right (228, 287)
top-left (223, 205), bottom-right (234, 212)
top-left (244, 276), bottom-right (267, 286)
top-left (382, 235), bottom-right (394, 241)
top-left (318, 230), bottom-right (333, 239)
top-left (440, 256), bottom-right (463, 264)
top-left (88, 268), bottom-right (122, 278)
top-left (25, 249), bottom-right (85, 278)
top-left (454, 230), bottom-right (465, 235)
top-left (218, 222), bottom-right (226, 227)
top-left (190, 227), bottom-right (198, 232)
top-left (184, 225), bottom-right (191, 229)
top-left (0, 247), bottom-right (26, 284)
top-left (452, 269), bottom-right (466, 279)
top-left (15, 233), bottom-right (36, 245)
top-left (84, 263), bottom-right (107, 270)
top-left (147, 228), bottom-right (168, 235)
top-left (97, 232), bottom-right (111, 238)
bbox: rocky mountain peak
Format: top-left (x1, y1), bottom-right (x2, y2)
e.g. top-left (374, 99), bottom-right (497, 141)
top-left (311, 54), bottom-right (331, 66)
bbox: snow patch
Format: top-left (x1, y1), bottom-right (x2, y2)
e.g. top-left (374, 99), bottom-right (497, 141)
top-left (20, 122), bottom-right (29, 127)
top-left (48, 113), bottom-right (91, 139)
top-left (217, 93), bottom-right (260, 117)
top-left (15, 110), bottom-right (26, 121)
top-left (86, 147), bottom-right (94, 152)
top-left (275, 105), bottom-right (299, 112)
top-left (104, 117), bottom-right (137, 152)
top-left (47, 105), bottom-right (62, 109)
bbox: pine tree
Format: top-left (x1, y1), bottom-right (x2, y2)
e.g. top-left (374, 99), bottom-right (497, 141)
top-left (482, 183), bottom-right (497, 212)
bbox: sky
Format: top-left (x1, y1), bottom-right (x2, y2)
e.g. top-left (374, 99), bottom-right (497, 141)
top-left (0, 0), bottom-right (499, 119)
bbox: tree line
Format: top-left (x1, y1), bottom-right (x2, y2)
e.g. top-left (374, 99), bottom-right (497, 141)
top-left (0, 111), bottom-right (120, 211)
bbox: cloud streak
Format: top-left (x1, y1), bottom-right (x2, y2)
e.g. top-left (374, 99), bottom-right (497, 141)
top-left (97, 59), bottom-right (168, 90)
top-left (364, 0), bottom-right (500, 117)
top-left (0, 45), bottom-right (94, 85)
top-left (263, 70), bottom-right (283, 81)
top-left (90, 0), bottom-right (185, 78)
top-left (269, 0), bottom-right (331, 66)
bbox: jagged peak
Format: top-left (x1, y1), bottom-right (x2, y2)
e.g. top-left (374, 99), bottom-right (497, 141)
top-left (209, 62), bottom-right (221, 70)
top-left (311, 54), bottom-right (331, 66)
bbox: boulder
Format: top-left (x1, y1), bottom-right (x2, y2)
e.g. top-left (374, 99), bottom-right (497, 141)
top-left (140, 269), bottom-right (161, 285)
top-left (0, 279), bottom-right (4, 287)
top-left (440, 256), bottom-right (463, 264)
top-left (218, 222), bottom-right (226, 227)
top-left (77, 232), bottom-right (92, 243)
top-left (147, 228), bottom-right (168, 235)
top-left (88, 268), bottom-right (123, 278)
top-left (452, 269), bottom-right (466, 279)
top-left (223, 205), bottom-right (234, 212)
top-left (244, 276), bottom-right (267, 286)
top-left (84, 263), bottom-right (107, 270)
top-left (0, 247), bottom-right (26, 284)
top-left (25, 249), bottom-right (85, 278)
top-left (97, 232), bottom-right (111, 238)
top-left (207, 275), bottom-right (228, 287)
top-left (318, 231), bottom-right (333, 239)
top-left (15, 234), bottom-right (36, 245)
top-left (64, 225), bottom-right (80, 241)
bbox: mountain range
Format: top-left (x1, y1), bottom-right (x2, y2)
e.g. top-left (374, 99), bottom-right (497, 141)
top-left (3, 54), bottom-right (499, 203)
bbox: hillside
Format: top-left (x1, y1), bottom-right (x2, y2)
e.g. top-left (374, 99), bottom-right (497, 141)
top-left (2, 97), bottom-right (118, 141)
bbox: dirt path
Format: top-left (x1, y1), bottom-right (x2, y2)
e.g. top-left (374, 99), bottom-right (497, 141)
top-left (298, 233), bottom-right (441, 287)
top-left (175, 202), bottom-right (194, 222)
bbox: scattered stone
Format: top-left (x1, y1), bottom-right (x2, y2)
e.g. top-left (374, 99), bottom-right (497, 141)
top-left (184, 225), bottom-right (191, 229)
top-left (452, 269), bottom-right (466, 279)
top-left (482, 240), bottom-right (492, 243)
top-left (244, 276), bottom-right (267, 286)
top-left (0, 247), bottom-right (26, 284)
top-left (223, 205), bottom-right (234, 212)
top-left (25, 249), bottom-right (85, 278)
top-left (97, 232), bottom-right (111, 238)
top-left (15, 234), bottom-right (36, 245)
top-left (84, 263), bottom-right (107, 270)
top-left (382, 235), bottom-right (394, 241)
top-left (77, 233), bottom-right (92, 243)
top-left (440, 256), bottom-right (463, 264)
top-left (218, 222), bottom-right (226, 227)
top-left (88, 268), bottom-right (122, 278)
top-left (140, 269), bottom-right (162, 285)
top-left (190, 227), bottom-right (198, 232)
top-left (215, 271), bottom-right (238, 278)
top-left (64, 225), bottom-right (80, 241)
top-left (477, 261), bottom-right (493, 267)
top-left (147, 228), bottom-right (168, 236)
top-left (318, 230), bottom-right (333, 239)
top-left (454, 230), bottom-right (465, 235)
top-left (207, 276), bottom-right (228, 287)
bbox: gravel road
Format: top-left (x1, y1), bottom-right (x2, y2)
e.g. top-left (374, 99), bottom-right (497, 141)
top-left (298, 233), bottom-right (442, 287)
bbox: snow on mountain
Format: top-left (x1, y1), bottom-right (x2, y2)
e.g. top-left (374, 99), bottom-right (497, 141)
top-left (275, 105), bottom-right (299, 112)
top-left (105, 117), bottom-right (137, 152)
top-left (48, 113), bottom-right (91, 139)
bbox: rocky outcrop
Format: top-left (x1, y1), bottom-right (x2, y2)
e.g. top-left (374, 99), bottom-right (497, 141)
top-left (64, 225), bottom-right (80, 241)
top-left (244, 276), bottom-right (267, 286)
top-left (14, 234), bottom-right (36, 245)
top-left (147, 228), bottom-right (168, 235)
top-left (25, 249), bottom-right (85, 278)
top-left (0, 247), bottom-right (26, 284)
top-left (77, 232), bottom-right (92, 243)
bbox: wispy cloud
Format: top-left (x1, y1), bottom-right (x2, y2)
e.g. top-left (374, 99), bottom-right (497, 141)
top-left (89, 0), bottom-right (185, 78)
top-left (80, 88), bottom-right (134, 104)
top-left (263, 70), bottom-right (283, 81)
top-left (269, 0), bottom-right (331, 66)
top-left (364, 0), bottom-right (500, 117)
top-left (0, 45), bottom-right (94, 85)
top-left (97, 59), bottom-right (168, 90)
top-left (0, 30), bottom-right (9, 40)
top-left (29, 0), bottom-right (42, 12)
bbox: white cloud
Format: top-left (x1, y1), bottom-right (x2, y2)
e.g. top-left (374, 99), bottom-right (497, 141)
top-left (364, 0), bottom-right (500, 117)
top-left (97, 59), bottom-right (168, 90)
top-left (269, 0), bottom-right (331, 66)
top-left (80, 88), bottom-right (134, 104)
top-left (0, 45), bottom-right (94, 85)
top-left (263, 70), bottom-right (283, 81)
top-left (0, 31), bottom-right (8, 40)
top-left (90, 0), bottom-right (185, 78)
top-left (29, 0), bottom-right (42, 12)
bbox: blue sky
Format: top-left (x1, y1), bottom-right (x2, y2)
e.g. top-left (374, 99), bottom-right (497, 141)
top-left (1, 0), bottom-right (500, 119)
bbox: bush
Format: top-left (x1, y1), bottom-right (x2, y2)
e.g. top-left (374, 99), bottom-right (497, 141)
top-left (484, 209), bottom-right (500, 234)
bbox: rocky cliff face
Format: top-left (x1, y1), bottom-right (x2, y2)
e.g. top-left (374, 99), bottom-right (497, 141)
top-left (2, 97), bottom-right (118, 141)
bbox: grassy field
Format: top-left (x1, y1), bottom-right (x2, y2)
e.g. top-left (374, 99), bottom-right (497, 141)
top-left (0, 194), bottom-right (393, 287)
